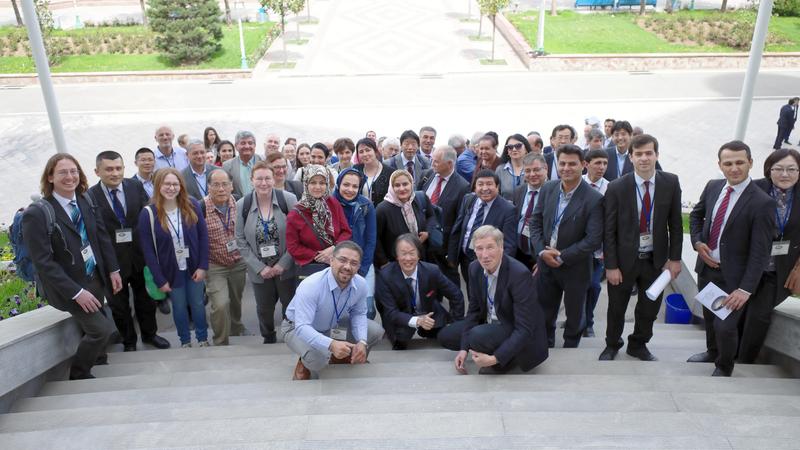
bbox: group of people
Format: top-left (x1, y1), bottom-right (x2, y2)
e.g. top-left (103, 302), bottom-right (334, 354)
top-left (21, 120), bottom-right (800, 381)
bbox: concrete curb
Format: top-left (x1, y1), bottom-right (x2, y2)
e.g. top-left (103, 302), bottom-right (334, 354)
top-left (496, 12), bottom-right (800, 72)
top-left (0, 69), bottom-right (253, 86)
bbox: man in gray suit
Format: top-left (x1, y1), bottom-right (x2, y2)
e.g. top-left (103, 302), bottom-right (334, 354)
top-left (387, 130), bottom-right (431, 185)
top-left (223, 131), bottom-right (263, 199)
top-left (531, 145), bottom-right (604, 348)
top-left (181, 139), bottom-right (218, 201)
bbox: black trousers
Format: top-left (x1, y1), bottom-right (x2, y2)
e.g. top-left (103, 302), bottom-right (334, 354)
top-left (66, 275), bottom-right (116, 378)
top-left (107, 270), bottom-right (157, 346)
top-left (388, 323), bottom-right (441, 344)
top-left (537, 265), bottom-right (589, 348)
top-left (428, 248), bottom-right (461, 292)
top-left (459, 254), bottom-right (474, 293)
top-left (605, 256), bottom-right (662, 350)
top-left (437, 319), bottom-right (519, 370)
top-left (252, 277), bottom-right (296, 337)
top-left (698, 268), bottom-right (746, 374)
top-left (775, 126), bottom-right (791, 149)
top-left (738, 271), bottom-right (781, 364)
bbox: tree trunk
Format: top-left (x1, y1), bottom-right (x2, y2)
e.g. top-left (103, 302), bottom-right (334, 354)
top-left (478, 14), bottom-right (483, 37)
top-left (491, 15), bottom-right (496, 61)
top-left (223, 0), bottom-right (232, 25)
top-left (282, 12), bottom-right (288, 64)
top-left (720, 0), bottom-right (728, 11)
top-left (11, 0), bottom-right (23, 26)
top-left (468, 0), bottom-right (472, 18)
top-left (665, 0), bottom-right (673, 13)
top-left (296, 13), bottom-right (300, 40)
top-left (639, 0), bottom-right (646, 14)
top-left (307, 0), bottom-right (311, 22)
top-left (550, 0), bottom-right (557, 16)
top-left (139, 0), bottom-right (148, 26)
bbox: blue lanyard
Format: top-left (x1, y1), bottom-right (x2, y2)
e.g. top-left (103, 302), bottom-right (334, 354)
top-left (636, 182), bottom-right (654, 232)
top-left (484, 275), bottom-right (494, 316)
top-left (553, 190), bottom-right (568, 229)
top-left (193, 173), bottom-right (207, 196)
top-left (163, 152), bottom-right (175, 168)
top-left (256, 194), bottom-right (273, 239)
top-left (218, 204), bottom-right (232, 233)
top-left (774, 188), bottom-right (794, 238)
top-left (331, 287), bottom-right (352, 328)
top-left (507, 165), bottom-right (522, 187)
top-left (166, 211), bottom-right (182, 247)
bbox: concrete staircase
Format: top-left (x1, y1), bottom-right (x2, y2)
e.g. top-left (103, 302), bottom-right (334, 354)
top-left (1, 317), bottom-right (799, 449)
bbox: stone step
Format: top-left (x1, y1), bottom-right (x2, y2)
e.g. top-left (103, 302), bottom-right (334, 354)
top-left (2, 411), bottom-right (800, 449)
top-left (3, 389), bottom-right (800, 434)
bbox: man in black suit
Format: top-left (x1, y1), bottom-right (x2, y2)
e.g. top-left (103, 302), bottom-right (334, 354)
top-left (599, 135), bottom-right (683, 362)
top-left (376, 234), bottom-right (464, 350)
top-left (417, 145), bottom-right (470, 287)
top-left (687, 140), bottom-right (775, 376)
top-left (181, 139), bottom-right (217, 201)
top-left (438, 225), bottom-right (548, 374)
top-left (447, 169), bottom-right (517, 287)
top-left (23, 154), bottom-right (123, 380)
top-left (774, 97), bottom-right (799, 149)
top-left (512, 153), bottom-right (547, 270)
top-left (90, 151), bottom-right (170, 352)
top-left (530, 145), bottom-right (604, 348)
top-left (387, 130), bottom-right (431, 185)
top-left (541, 125), bottom-right (575, 181)
top-left (604, 120), bottom-right (663, 182)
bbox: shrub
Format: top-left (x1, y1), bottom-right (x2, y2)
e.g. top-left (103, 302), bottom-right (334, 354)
top-left (774, 0), bottom-right (800, 16)
top-left (147, 0), bottom-right (224, 65)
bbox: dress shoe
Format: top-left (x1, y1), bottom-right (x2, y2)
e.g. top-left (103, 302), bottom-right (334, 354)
top-left (391, 340), bottom-right (408, 350)
top-left (157, 300), bottom-right (171, 314)
top-left (598, 347), bottom-right (618, 361)
top-left (687, 351), bottom-right (718, 363)
top-left (329, 354), bottom-right (350, 364)
top-left (143, 335), bottom-right (171, 349)
top-left (263, 332), bottom-right (277, 344)
top-left (292, 358), bottom-right (311, 380)
top-left (626, 346), bottom-right (657, 361)
top-left (583, 327), bottom-right (595, 338)
top-left (94, 355), bottom-right (108, 365)
top-left (478, 365), bottom-right (510, 375)
top-left (123, 344), bottom-right (137, 352)
top-left (711, 367), bottom-right (732, 377)
top-left (69, 372), bottom-right (95, 380)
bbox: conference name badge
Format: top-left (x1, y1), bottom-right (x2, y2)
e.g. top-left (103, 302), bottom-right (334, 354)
top-left (226, 239), bottom-right (238, 253)
top-left (80, 244), bottom-right (94, 262)
top-left (639, 233), bottom-right (653, 248)
top-left (259, 245), bottom-right (277, 258)
top-left (175, 247), bottom-right (189, 271)
top-left (115, 228), bottom-right (133, 243)
top-left (330, 327), bottom-right (347, 340)
top-left (772, 240), bottom-right (790, 256)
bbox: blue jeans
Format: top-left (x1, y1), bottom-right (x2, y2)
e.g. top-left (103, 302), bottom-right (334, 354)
top-left (585, 258), bottom-right (605, 329)
top-left (170, 270), bottom-right (208, 345)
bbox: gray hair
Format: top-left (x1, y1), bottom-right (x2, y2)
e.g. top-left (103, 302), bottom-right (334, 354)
top-left (435, 145), bottom-right (457, 164)
top-left (470, 225), bottom-right (504, 248)
top-left (186, 138), bottom-right (205, 149)
top-left (420, 126), bottom-right (437, 136)
top-left (587, 128), bottom-right (605, 141)
top-left (447, 134), bottom-right (466, 149)
top-left (523, 152), bottom-right (546, 167)
top-left (470, 131), bottom-right (484, 149)
top-left (208, 168), bottom-right (232, 182)
top-left (383, 137), bottom-right (400, 148)
top-left (235, 130), bottom-right (256, 145)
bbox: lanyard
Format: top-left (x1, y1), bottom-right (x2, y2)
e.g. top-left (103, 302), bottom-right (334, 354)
top-left (484, 275), bottom-right (494, 317)
top-left (331, 287), bottom-right (352, 328)
top-left (636, 182), bottom-right (654, 233)
top-left (507, 164), bottom-right (522, 187)
top-left (553, 190), bottom-right (568, 229)
top-left (162, 152), bottom-right (175, 168)
top-left (193, 172), bottom-right (207, 196)
top-left (217, 203), bottom-right (232, 233)
top-left (774, 188), bottom-right (794, 238)
top-left (166, 211), bottom-right (182, 247)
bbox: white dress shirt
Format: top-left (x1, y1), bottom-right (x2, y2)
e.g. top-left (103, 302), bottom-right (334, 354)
top-left (709, 178), bottom-right (751, 262)
top-left (634, 172), bottom-right (656, 252)
top-left (463, 197), bottom-right (497, 251)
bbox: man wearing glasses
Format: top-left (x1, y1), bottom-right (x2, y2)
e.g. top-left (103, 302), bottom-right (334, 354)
top-left (513, 153), bottom-right (548, 270)
top-left (284, 241), bottom-right (384, 380)
top-left (202, 169), bottom-right (249, 345)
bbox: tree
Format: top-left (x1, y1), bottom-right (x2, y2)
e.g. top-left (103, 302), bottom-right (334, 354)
top-left (288, 0), bottom-right (305, 41)
top-left (478, 0), bottom-right (511, 61)
top-left (11, 0), bottom-right (23, 27)
top-left (261, 0), bottom-right (304, 64)
top-left (639, 0), bottom-right (646, 14)
top-left (139, 0), bottom-right (148, 26)
top-left (223, 0), bottom-right (232, 24)
top-left (550, 0), bottom-right (557, 16)
top-left (32, 0), bottom-right (61, 65)
top-left (720, 0), bottom-right (728, 11)
top-left (147, 0), bottom-right (223, 65)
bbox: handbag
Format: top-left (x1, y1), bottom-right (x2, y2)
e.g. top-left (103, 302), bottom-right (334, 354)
top-left (144, 207), bottom-right (167, 301)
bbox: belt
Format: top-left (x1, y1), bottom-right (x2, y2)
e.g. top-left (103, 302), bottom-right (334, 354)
top-left (637, 252), bottom-right (653, 260)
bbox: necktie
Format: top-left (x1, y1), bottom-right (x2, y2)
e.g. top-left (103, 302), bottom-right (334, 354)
top-left (466, 201), bottom-right (486, 255)
top-left (109, 188), bottom-right (126, 227)
top-left (708, 186), bottom-right (734, 251)
top-left (405, 160), bottom-right (414, 179)
top-left (70, 200), bottom-right (96, 276)
top-left (591, 183), bottom-right (597, 189)
top-left (405, 277), bottom-right (417, 311)
top-left (430, 175), bottom-right (444, 205)
top-left (520, 191), bottom-right (537, 252)
top-left (639, 181), bottom-right (651, 233)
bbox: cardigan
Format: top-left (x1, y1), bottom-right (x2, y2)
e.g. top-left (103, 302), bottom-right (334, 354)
top-left (354, 163), bottom-right (395, 207)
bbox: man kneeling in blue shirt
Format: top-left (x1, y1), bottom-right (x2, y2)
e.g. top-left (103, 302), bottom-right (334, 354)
top-left (284, 241), bottom-right (385, 380)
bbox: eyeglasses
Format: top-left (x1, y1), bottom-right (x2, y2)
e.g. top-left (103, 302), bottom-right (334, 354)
top-left (162, 182), bottom-right (180, 188)
top-left (504, 143), bottom-right (524, 151)
top-left (55, 169), bottom-right (80, 177)
top-left (771, 167), bottom-right (799, 175)
top-left (271, 165), bottom-right (288, 170)
top-left (334, 256), bottom-right (360, 268)
top-left (209, 182), bottom-right (231, 189)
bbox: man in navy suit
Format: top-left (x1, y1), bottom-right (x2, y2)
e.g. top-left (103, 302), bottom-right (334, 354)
top-left (376, 234), bottom-right (464, 350)
top-left (89, 151), bottom-right (170, 352)
top-left (387, 130), bottom-right (431, 185)
top-left (604, 121), bottom-right (662, 182)
top-left (438, 225), bottom-right (548, 374)
top-left (774, 97), bottom-right (799, 149)
top-left (23, 154), bottom-right (123, 380)
top-left (687, 141), bottom-right (775, 376)
top-left (531, 145), bottom-right (604, 348)
top-left (447, 169), bottom-right (517, 287)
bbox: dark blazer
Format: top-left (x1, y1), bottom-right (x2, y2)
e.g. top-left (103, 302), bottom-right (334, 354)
top-left (513, 184), bottom-right (540, 220)
top-left (689, 179), bottom-right (776, 294)
top-left (417, 169), bottom-right (470, 249)
top-left (376, 261), bottom-right (465, 331)
top-left (180, 164), bottom-right (217, 201)
top-left (778, 103), bottom-right (796, 129)
top-left (22, 194), bottom-right (119, 311)
top-left (544, 153), bottom-right (559, 181)
top-left (604, 146), bottom-right (664, 182)
top-left (603, 171), bottom-right (683, 275)
top-left (88, 179), bottom-right (149, 279)
top-left (374, 195), bottom-right (435, 267)
top-left (460, 255), bottom-right (548, 372)
top-left (388, 154), bottom-right (430, 185)
top-left (447, 193), bottom-right (518, 263)
top-left (354, 163), bottom-right (395, 207)
top-left (530, 179), bottom-right (604, 276)
top-left (223, 155), bottom-right (263, 199)
top-left (754, 178), bottom-right (800, 299)
top-left (283, 179), bottom-right (303, 199)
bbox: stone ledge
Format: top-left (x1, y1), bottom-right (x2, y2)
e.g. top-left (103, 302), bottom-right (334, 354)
top-left (0, 69), bottom-right (252, 86)
top-left (764, 298), bottom-right (800, 367)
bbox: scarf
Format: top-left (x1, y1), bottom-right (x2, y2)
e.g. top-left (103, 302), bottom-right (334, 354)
top-left (384, 170), bottom-right (418, 235)
top-left (334, 168), bottom-right (367, 224)
top-left (298, 165), bottom-right (334, 246)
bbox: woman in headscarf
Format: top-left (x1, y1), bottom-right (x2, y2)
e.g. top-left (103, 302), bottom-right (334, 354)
top-left (374, 169), bottom-right (435, 268)
top-left (333, 168), bottom-right (378, 318)
top-left (286, 165), bottom-right (352, 269)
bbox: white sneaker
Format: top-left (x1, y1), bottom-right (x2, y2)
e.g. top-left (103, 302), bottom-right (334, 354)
top-left (181, 343), bottom-right (192, 348)
top-left (198, 341), bottom-right (210, 347)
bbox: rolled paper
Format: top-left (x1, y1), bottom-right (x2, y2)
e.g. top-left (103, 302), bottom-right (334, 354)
top-left (645, 269), bottom-right (672, 301)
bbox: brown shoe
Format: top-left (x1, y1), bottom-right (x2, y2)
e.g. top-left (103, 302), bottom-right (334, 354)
top-left (329, 354), bottom-right (351, 364)
top-left (292, 358), bottom-right (311, 380)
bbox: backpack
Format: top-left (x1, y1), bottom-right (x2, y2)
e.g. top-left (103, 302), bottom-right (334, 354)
top-left (241, 190), bottom-right (288, 222)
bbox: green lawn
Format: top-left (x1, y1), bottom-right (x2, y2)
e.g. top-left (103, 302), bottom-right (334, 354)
top-left (507, 10), bottom-right (800, 54)
top-left (0, 22), bottom-right (275, 73)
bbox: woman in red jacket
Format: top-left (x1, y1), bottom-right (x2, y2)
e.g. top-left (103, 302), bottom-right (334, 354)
top-left (286, 165), bottom-right (352, 269)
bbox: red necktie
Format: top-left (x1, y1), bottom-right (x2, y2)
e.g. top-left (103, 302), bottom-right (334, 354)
top-left (520, 191), bottom-right (538, 252)
top-left (430, 176), bottom-right (444, 205)
top-left (708, 186), bottom-right (734, 251)
top-left (639, 180), bottom-right (651, 233)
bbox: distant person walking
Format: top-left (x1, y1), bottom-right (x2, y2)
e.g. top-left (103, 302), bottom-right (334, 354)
top-left (774, 97), bottom-right (799, 150)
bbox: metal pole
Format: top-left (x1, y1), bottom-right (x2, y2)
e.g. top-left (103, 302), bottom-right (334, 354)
top-left (21, 0), bottom-right (68, 154)
top-left (238, 17), bottom-right (248, 69)
top-left (73, 0), bottom-right (81, 28)
top-left (536, 0), bottom-right (546, 54)
top-left (733, 0), bottom-right (773, 141)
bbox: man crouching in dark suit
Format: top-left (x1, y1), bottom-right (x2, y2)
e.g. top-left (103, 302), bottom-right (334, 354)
top-left (687, 140), bottom-right (775, 377)
top-left (376, 233), bottom-right (464, 350)
top-left (438, 225), bottom-right (548, 374)
top-left (23, 154), bottom-right (123, 380)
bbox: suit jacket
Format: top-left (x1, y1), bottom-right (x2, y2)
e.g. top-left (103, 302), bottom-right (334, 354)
top-left (223, 155), bottom-right (263, 199)
top-left (376, 261), bottom-right (465, 333)
top-left (87, 179), bottom-right (149, 279)
top-left (417, 169), bottom-right (470, 249)
top-left (530, 179), bottom-right (604, 277)
top-left (603, 146), bottom-right (664, 182)
top-left (460, 255), bottom-right (548, 371)
top-left (447, 193), bottom-right (518, 263)
top-left (374, 195), bottom-right (435, 267)
top-left (544, 153), bottom-right (559, 181)
top-left (181, 164), bottom-right (217, 201)
top-left (603, 171), bottom-right (683, 274)
top-left (388, 153), bottom-right (430, 185)
top-left (778, 103), bottom-right (796, 129)
top-left (754, 178), bottom-right (800, 299)
top-left (354, 163), bottom-right (395, 207)
top-left (689, 179), bottom-right (776, 294)
top-left (22, 194), bottom-right (119, 311)
top-left (283, 180), bottom-right (303, 199)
